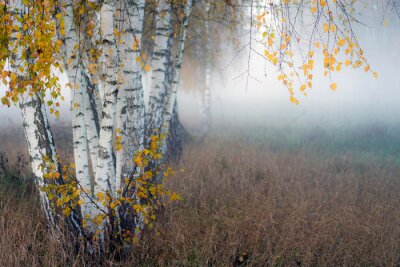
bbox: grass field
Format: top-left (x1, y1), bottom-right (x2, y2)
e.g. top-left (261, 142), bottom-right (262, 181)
top-left (1, 122), bottom-right (400, 266)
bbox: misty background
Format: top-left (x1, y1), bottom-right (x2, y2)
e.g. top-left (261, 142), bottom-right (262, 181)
top-left (0, 3), bottom-right (399, 139)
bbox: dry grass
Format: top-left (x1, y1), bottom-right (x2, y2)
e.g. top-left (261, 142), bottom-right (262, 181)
top-left (1, 124), bottom-right (400, 266)
top-left (0, 190), bottom-right (87, 266)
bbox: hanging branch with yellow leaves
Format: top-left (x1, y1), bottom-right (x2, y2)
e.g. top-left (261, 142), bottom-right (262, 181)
top-left (236, 0), bottom-right (378, 104)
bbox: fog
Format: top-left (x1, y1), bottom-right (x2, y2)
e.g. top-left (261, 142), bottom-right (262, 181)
top-left (1, 6), bottom-right (399, 136)
top-left (179, 7), bottom-right (400, 135)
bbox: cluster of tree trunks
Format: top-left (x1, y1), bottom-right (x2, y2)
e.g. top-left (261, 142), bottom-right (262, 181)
top-left (10, 0), bottom-right (194, 252)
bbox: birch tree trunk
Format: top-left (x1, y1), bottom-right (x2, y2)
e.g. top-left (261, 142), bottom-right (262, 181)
top-left (9, 0), bottom-right (58, 229)
top-left (166, 103), bottom-right (184, 161)
top-left (20, 95), bottom-right (58, 229)
top-left (163, 11), bottom-right (183, 161)
top-left (115, 0), bottom-right (146, 192)
top-left (79, 7), bottom-right (102, 178)
top-left (161, 0), bottom-right (193, 159)
top-left (82, 1), bottom-right (106, 107)
top-left (199, 2), bottom-right (212, 141)
top-left (20, 93), bottom-right (88, 245)
top-left (71, 72), bottom-right (93, 219)
top-left (20, 93), bottom-right (87, 241)
top-left (6, 0), bottom-right (90, 244)
top-left (60, 0), bottom-right (93, 219)
top-left (146, 0), bottom-right (172, 142)
top-left (82, 75), bottom-right (100, 178)
top-left (94, 0), bottom-right (118, 200)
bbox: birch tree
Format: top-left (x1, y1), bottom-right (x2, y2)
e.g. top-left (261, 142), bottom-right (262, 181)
top-left (3, 0), bottom-right (88, 246)
top-left (59, 0), bottom-right (94, 220)
top-left (146, 0), bottom-right (172, 143)
top-left (9, 0), bottom-right (57, 228)
top-left (115, 0), bottom-right (146, 192)
top-left (200, 11), bottom-right (212, 142)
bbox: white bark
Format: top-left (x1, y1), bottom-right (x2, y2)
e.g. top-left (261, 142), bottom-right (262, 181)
top-left (60, 0), bottom-right (93, 219)
top-left (84, 1), bottom-right (106, 107)
top-left (94, 0), bottom-right (118, 197)
top-left (82, 77), bottom-right (100, 178)
top-left (20, 96), bottom-right (58, 229)
top-left (81, 43), bottom-right (103, 124)
top-left (161, 0), bottom-right (193, 154)
top-left (79, 15), bottom-right (102, 178)
top-left (21, 95), bottom-right (86, 241)
top-left (146, 0), bottom-right (172, 140)
top-left (115, 0), bottom-right (146, 191)
top-left (71, 72), bottom-right (93, 218)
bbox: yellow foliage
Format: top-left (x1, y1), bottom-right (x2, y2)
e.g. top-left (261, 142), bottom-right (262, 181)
top-left (255, 0), bottom-right (376, 104)
top-left (40, 132), bottom-right (182, 243)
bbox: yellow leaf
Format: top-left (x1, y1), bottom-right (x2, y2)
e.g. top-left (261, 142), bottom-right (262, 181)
top-left (338, 38), bottom-right (346, 46)
top-left (88, 63), bottom-right (96, 74)
top-left (330, 83), bottom-right (337, 91)
top-left (323, 23), bottom-right (329, 32)
top-left (311, 6), bottom-right (317, 14)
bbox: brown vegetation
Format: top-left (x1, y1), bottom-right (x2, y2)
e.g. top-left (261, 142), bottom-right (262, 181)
top-left (1, 124), bottom-right (400, 266)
